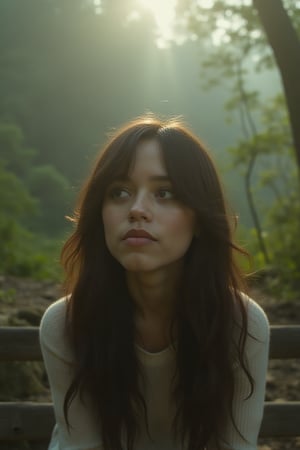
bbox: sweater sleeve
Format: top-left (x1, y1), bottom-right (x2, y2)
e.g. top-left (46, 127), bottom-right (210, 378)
top-left (213, 296), bottom-right (270, 450)
top-left (39, 298), bottom-right (103, 450)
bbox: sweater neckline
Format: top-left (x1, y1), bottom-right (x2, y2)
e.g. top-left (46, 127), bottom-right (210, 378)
top-left (135, 342), bottom-right (173, 356)
top-left (135, 341), bottom-right (177, 366)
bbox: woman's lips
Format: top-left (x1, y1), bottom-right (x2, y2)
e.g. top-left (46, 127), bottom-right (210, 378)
top-left (122, 229), bottom-right (157, 246)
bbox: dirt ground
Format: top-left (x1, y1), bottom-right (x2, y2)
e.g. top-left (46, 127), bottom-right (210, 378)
top-left (0, 275), bottom-right (299, 449)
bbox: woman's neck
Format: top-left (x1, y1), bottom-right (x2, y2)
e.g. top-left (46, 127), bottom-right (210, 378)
top-left (126, 265), bottom-right (182, 319)
top-left (126, 266), bottom-right (182, 352)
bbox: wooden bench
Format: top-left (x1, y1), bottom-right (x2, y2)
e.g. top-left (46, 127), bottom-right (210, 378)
top-left (0, 326), bottom-right (300, 448)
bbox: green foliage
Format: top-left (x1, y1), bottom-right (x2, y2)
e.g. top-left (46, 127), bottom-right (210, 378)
top-left (0, 194), bottom-right (63, 280)
top-left (236, 225), bottom-right (265, 271)
top-left (0, 219), bottom-right (62, 280)
top-left (265, 190), bottom-right (300, 297)
top-left (229, 94), bottom-right (300, 296)
top-left (0, 163), bottom-right (37, 219)
top-left (0, 119), bottom-right (73, 236)
top-left (0, 120), bottom-right (72, 279)
top-left (176, 0), bottom-right (300, 81)
top-left (0, 287), bottom-right (16, 305)
top-left (0, 122), bottom-right (36, 176)
top-left (27, 164), bottom-right (73, 236)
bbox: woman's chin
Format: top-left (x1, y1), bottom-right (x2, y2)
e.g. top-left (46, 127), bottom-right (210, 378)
top-left (119, 255), bottom-right (158, 273)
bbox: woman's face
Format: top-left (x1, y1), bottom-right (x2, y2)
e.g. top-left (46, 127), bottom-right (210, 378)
top-left (102, 139), bottom-right (196, 274)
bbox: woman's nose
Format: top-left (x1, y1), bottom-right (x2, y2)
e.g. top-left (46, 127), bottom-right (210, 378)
top-left (128, 193), bottom-right (152, 222)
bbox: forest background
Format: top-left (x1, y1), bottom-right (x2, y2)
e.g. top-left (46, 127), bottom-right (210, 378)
top-left (0, 0), bottom-right (299, 297)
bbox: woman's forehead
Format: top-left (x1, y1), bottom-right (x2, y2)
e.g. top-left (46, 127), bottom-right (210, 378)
top-left (129, 140), bottom-right (166, 174)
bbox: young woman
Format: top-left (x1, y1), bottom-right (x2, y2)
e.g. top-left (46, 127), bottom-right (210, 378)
top-left (40, 116), bottom-right (270, 450)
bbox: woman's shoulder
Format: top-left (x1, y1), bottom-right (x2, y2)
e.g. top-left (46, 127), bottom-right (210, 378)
top-left (40, 297), bottom-right (68, 334)
top-left (236, 293), bottom-right (270, 351)
top-left (243, 293), bottom-right (269, 337)
top-left (39, 297), bottom-right (73, 362)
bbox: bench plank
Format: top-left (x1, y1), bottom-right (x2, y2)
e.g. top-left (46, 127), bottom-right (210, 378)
top-left (0, 402), bottom-right (54, 441)
top-left (259, 401), bottom-right (300, 437)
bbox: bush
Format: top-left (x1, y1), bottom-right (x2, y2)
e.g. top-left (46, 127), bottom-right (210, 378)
top-left (0, 220), bottom-right (63, 280)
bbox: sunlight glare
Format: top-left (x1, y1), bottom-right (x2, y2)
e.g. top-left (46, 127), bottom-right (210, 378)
top-left (93, 0), bottom-right (103, 14)
top-left (197, 0), bottom-right (214, 8)
top-left (137, 0), bottom-right (177, 48)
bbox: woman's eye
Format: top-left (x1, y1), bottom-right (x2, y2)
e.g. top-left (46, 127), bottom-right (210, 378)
top-left (156, 188), bottom-right (174, 200)
top-left (109, 187), bottom-right (130, 199)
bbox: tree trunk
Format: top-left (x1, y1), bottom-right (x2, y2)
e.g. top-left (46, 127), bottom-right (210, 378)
top-left (252, 0), bottom-right (300, 170)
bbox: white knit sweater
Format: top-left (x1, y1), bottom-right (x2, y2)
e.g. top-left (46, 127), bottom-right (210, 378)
top-left (39, 295), bottom-right (269, 450)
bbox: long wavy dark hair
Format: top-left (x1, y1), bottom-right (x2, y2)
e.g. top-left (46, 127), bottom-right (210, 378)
top-left (61, 116), bottom-right (254, 450)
